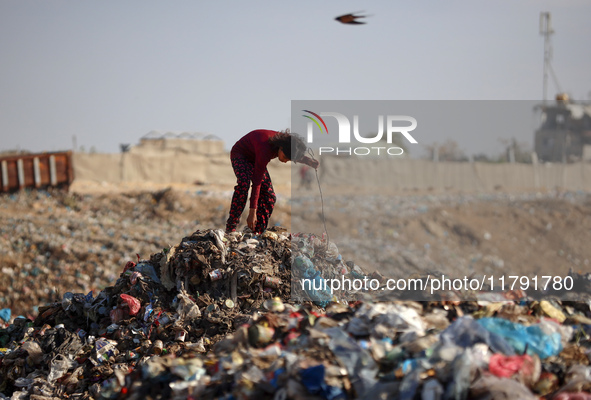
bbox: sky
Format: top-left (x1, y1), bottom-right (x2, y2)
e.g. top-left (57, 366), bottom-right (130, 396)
top-left (1, 1), bottom-right (590, 158)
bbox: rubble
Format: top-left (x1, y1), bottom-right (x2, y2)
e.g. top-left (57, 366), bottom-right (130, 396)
top-left (3, 225), bottom-right (591, 400)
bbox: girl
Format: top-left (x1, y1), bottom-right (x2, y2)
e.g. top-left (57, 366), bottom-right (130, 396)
top-left (225, 129), bottom-right (319, 234)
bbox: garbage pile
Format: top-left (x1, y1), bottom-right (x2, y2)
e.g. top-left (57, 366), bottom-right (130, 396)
top-left (2, 228), bottom-right (591, 399)
top-left (0, 187), bottom-right (248, 320)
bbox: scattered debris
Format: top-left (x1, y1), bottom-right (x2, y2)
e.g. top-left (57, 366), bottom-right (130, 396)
top-left (2, 226), bottom-right (591, 399)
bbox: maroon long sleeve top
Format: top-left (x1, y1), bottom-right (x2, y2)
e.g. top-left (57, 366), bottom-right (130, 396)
top-left (230, 129), bottom-right (315, 209)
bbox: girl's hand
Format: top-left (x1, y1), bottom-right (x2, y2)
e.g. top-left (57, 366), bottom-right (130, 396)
top-left (247, 208), bottom-right (257, 231)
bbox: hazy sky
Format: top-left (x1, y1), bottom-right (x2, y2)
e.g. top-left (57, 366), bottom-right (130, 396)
top-left (1, 1), bottom-right (590, 157)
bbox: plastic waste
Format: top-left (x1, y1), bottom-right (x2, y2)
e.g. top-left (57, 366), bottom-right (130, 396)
top-left (356, 302), bottom-right (426, 338)
top-left (445, 349), bottom-right (473, 400)
top-left (21, 341), bottom-right (43, 365)
top-left (6, 221), bottom-right (591, 400)
top-left (477, 317), bottom-right (562, 359)
top-left (399, 369), bottom-right (422, 400)
top-left (293, 235), bottom-right (315, 258)
top-left (0, 308), bottom-right (10, 323)
top-left (438, 316), bottom-right (515, 355)
top-left (489, 354), bottom-right (527, 378)
top-left (539, 300), bottom-right (567, 322)
top-left (61, 292), bottom-right (75, 311)
top-left (299, 364), bottom-right (346, 400)
top-left (176, 290), bottom-right (201, 320)
top-left (421, 378), bottom-right (444, 400)
top-left (47, 354), bottom-right (72, 383)
top-left (119, 294), bottom-right (141, 316)
top-left (294, 255), bottom-right (332, 306)
top-left (488, 353), bottom-right (536, 377)
top-left (347, 317), bottom-right (370, 336)
top-left (554, 392), bottom-right (591, 400)
top-left (134, 262), bottom-right (161, 283)
top-left (469, 374), bottom-right (538, 400)
top-left (325, 242), bottom-right (340, 262)
top-left (325, 327), bottom-right (377, 398)
top-left (293, 255), bottom-right (316, 277)
top-left (93, 338), bottom-right (119, 364)
top-left (558, 365), bottom-right (591, 395)
top-left (538, 317), bottom-right (574, 347)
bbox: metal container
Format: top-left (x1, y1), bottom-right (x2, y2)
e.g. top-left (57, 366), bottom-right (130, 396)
top-left (175, 330), bottom-right (186, 342)
top-left (209, 269), bottom-right (223, 281)
top-left (152, 340), bottom-right (163, 355)
top-left (264, 276), bottom-right (281, 289)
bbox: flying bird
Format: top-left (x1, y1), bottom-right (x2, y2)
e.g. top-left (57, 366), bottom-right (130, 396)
top-left (335, 12), bottom-right (369, 25)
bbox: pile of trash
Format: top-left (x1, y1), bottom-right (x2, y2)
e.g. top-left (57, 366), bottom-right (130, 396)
top-left (0, 187), bottom-right (262, 321)
top-left (2, 228), bottom-right (591, 399)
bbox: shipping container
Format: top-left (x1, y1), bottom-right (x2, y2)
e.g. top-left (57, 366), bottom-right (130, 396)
top-left (0, 151), bottom-right (74, 193)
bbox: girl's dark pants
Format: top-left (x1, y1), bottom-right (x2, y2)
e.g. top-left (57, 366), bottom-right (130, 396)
top-left (226, 157), bottom-right (276, 233)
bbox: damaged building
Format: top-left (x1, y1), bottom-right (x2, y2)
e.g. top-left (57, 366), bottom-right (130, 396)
top-left (535, 94), bottom-right (591, 163)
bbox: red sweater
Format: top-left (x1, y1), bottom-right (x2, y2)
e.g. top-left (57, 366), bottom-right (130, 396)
top-left (231, 129), bottom-right (314, 208)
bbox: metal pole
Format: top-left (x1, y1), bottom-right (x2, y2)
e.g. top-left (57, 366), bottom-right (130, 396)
top-left (540, 12), bottom-right (553, 105)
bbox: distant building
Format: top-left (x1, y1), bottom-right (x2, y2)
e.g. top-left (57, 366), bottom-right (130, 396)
top-left (130, 131), bottom-right (225, 155)
top-left (534, 94), bottom-right (591, 162)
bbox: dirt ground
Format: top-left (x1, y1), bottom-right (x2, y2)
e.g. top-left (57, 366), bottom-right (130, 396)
top-left (1, 179), bottom-right (591, 319)
top-left (292, 186), bottom-right (591, 281)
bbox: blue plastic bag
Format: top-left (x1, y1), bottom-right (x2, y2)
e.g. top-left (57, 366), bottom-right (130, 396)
top-left (295, 255), bottom-right (332, 307)
top-left (477, 317), bottom-right (562, 359)
top-left (440, 316), bottom-right (515, 355)
top-left (300, 364), bottom-right (346, 400)
top-left (0, 308), bottom-right (11, 323)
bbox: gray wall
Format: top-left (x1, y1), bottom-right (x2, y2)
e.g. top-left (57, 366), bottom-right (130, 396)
top-left (73, 152), bottom-right (591, 192)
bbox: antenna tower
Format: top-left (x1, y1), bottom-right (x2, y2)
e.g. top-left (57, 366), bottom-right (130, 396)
top-left (539, 12), bottom-right (562, 105)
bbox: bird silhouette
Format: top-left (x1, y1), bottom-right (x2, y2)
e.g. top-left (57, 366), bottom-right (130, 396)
top-left (335, 12), bottom-right (369, 25)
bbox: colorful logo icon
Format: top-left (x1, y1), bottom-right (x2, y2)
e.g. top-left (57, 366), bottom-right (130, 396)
top-left (302, 110), bottom-right (329, 135)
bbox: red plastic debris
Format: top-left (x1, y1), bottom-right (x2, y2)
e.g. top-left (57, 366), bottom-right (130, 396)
top-left (120, 294), bottom-right (141, 316)
top-left (489, 353), bottom-right (535, 378)
top-left (122, 261), bottom-right (136, 274)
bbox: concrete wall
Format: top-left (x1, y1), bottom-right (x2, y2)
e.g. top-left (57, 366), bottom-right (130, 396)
top-left (73, 152), bottom-right (591, 192)
top-left (314, 156), bottom-right (591, 192)
top-left (72, 152), bottom-right (291, 186)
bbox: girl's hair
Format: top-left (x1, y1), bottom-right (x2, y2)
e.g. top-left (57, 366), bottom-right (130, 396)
top-left (270, 129), bottom-right (307, 162)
